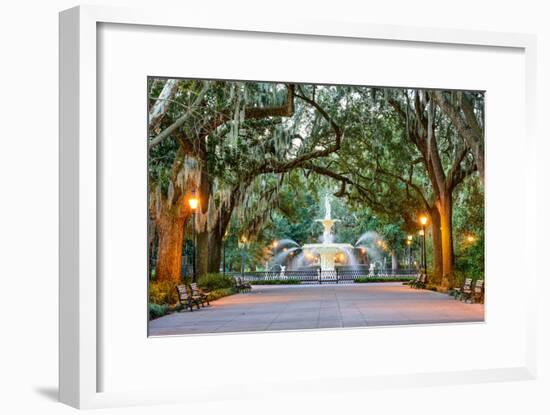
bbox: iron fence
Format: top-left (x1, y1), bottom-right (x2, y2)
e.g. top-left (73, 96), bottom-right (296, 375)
top-left (225, 268), bottom-right (419, 284)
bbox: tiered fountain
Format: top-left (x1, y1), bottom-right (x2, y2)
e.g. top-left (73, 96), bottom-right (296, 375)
top-left (302, 195), bottom-right (355, 271)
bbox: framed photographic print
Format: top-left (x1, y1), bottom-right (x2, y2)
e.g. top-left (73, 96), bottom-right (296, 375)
top-left (60, 4), bottom-right (538, 409)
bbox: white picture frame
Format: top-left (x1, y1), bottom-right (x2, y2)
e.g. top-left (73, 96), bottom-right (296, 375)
top-left (59, 4), bottom-right (538, 409)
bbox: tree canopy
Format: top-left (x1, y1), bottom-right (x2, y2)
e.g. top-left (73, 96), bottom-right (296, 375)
top-left (148, 78), bottom-right (484, 288)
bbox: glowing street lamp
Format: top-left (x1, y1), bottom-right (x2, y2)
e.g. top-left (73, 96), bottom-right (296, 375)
top-left (188, 197), bottom-right (199, 211)
top-left (222, 229), bottom-right (229, 276)
top-left (466, 235), bottom-right (476, 243)
top-left (239, 235), bottom-right (249, 277)
top-left (419, 215), bottom-right (428, 278)
top-left (272, 240), bottom-right (279, 249)
top-left (406, 235), bottom-right (412, 268)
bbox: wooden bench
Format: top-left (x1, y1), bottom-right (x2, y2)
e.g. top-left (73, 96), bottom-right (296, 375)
top-left (464, 279), bottom-right (484, 303)
top-left (189, 282), bottom-right (210, 307)
top-left (234, 277), bottom-right (252, 293)
top-left (407, 273), bottom-right (422, 288)
top-left (449, 278), bottom-right (472, 300)
top-left (412, 273), bottom-right (427, 289)
top-left (175, 284), bottom-right (199, 311)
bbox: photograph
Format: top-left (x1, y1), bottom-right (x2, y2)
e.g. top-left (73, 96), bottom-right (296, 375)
top-left (3, 0), bottom-right (549, 412)
top-left (147, 79), bottom-right (485, 336)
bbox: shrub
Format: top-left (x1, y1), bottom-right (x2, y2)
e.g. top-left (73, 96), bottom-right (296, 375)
top-left (354, 277), bottom-right (414, 283)
top-left (149, 280), bottom-right (179, 305)
top-left (454, 237), bottom-right (484, 280)
top-left (149, 303), bottom-right (168, 319)
top-left (250, 279), bottom-right (301, 285)
top-left (208, 287), bottom-right (238, 301)
top-left (197, 273), bottom-right (235, 291)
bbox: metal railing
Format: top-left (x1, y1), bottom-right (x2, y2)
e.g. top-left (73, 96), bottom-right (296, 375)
top-left (226, 268), bottom-right (419, 284)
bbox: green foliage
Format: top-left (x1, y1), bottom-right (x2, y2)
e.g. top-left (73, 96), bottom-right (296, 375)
top-left (380, 222), bottom-right (406, 254)
top-left (353, 277), bottom-right (415, 283)
top-left (250, 279), bottom-right (301, 285)
top-left (197, 273), bottom-right (235, 291)
top-left (207, 287), bottom-right (238, 301)
top-left (148, 78), bottom-right (485, 285)
top-left (454, 236), bottom-right (484, 280)
top-left (453, 176), bottom-right (484, 280)
top-left (149, 280), bottom-right (178, 305)
top-left (148, 303), bottom-right (168, 320)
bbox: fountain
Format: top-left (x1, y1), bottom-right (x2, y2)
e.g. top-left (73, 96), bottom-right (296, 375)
top-left (302, 195), bottom-right (355, 271)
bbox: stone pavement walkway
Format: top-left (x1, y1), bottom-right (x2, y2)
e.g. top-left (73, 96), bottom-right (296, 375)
top-left (148, 283), bottom-right (484, 336)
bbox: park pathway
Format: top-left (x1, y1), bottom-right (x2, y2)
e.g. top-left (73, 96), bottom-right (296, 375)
top-left (149, 282), bottom-right (484, 336)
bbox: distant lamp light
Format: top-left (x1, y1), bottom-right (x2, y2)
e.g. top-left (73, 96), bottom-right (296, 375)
top-left (418, 229), bottom-right (424, 236)
top-left (467, 235), bottom-right (475, 243)
top-left (188, 196), bottom-right (199, 210)
top-left (407, 235), bottom-right (413, 241)
top-left (272, 240), bottom-right (279, 248)
top-left (420, 215), bottom-right (428, 226)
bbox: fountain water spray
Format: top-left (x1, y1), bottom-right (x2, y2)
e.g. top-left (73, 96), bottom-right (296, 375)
top-left (302, 194), bottom-right (354, 271)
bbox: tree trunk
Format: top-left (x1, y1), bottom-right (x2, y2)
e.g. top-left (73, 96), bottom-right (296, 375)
top-left (437, 195), bottom-right (453, 289)
top-left (196, 229), bottom-right (209, 278)
top-left (148, 217), bottom-right (158, 278)
top-left (433, 91), bottom-right (484, 185)
top-left (391, 251), bottom-right (398, 271)
top-left (149, 79), bottom-right (179, 133)
top-left (207, 230), bottom-right (223, 273)
top-left (430, 206), bottom-right (443, 283)
top-left (155, 197), bottom-right (188, 283)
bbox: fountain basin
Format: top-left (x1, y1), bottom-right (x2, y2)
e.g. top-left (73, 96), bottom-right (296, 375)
top-left (302, 243), bottom-right (354, 271)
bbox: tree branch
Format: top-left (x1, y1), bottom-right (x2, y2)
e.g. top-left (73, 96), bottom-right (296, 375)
top-left (244, 84), bottom-right (295, 119)
top-left (148, 79), bottom-right (179, 133)
top-left (149, 81), bottom-right (211, 149)
top-left (433, 90), bottom-right (485, 184)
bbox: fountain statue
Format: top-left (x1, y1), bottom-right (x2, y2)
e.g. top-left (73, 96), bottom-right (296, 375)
top-left (302, 195), bottom-right (355, 272)
top-left (368, 263), bottom-right (376, 276)
top-left (279, 265), bottom-right (286, 279)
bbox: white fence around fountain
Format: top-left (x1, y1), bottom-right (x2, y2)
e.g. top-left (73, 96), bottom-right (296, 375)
top-left (226, 267), bottom-right (419, 284)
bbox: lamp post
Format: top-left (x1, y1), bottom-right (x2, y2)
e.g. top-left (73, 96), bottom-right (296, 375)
top-left (406, 235), bottom-right (413, 269)
top-left (239, 236), bottom-right (248, 278)
top-left (188, 192), bottom-right (199, 282)
top-left (222, 231), bottom-right (227, 276)
top-left (418, 229), bottom-right (424, 272)
top-left (419, 215), bottom-right (428, 277)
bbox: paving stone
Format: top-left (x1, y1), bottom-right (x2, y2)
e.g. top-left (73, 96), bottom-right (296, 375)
top-left (149, 283), bottom-right (484, 336)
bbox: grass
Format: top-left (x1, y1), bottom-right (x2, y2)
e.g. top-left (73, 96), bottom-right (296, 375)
top-left (353, 277), bottom-right (416, 283)
top-left (207, 287), bottom-right (238, 301)
top-left (148, 289), bottom-right (238, 320)
top-left (250, 279), bottom-right (302, 285)
top-left (249, 277), bottom-right (415, 285)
